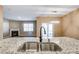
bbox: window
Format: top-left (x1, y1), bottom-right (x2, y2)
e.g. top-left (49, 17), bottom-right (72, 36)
top-left (23, 23), bottom-right (33, 32)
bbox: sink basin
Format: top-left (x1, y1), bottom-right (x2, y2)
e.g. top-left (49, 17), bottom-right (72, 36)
top-left (17, 41), bottom-right (62, 52)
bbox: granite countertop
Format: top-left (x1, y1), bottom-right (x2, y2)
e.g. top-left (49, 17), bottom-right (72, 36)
top-left (0, 37), bottom-right (79, 54)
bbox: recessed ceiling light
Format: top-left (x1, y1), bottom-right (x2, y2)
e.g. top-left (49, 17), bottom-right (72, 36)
top-left (52, 11), bottom-right (58, 13)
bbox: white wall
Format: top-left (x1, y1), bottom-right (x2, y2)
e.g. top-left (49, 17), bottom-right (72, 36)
top-left (3, 19), bottom-right (9, 37)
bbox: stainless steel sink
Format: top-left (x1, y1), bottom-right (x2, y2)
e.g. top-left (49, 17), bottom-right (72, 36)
top-left (17, 39), bottom-right (62, 52)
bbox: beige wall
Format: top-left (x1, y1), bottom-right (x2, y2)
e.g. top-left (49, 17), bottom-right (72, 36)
top-left (0, 6), bottom-right (3, 39)
top-left (36, 9), bottom-right (79, 39)
top-left (20, 21), bottom-right (36, 37)
top-left (9, 20), bottom-right (36, 37)
top-left (9, 20), bottom-right (20, 29)
top-left (3, 7), bottom-right (79, 39)
top-left (61, 9), bottom-right (79, 39)
top-left (36, 16), bottom-right (62, 37)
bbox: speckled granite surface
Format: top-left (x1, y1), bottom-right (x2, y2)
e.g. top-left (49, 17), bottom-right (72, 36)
top-left (0, 37), bottom-right (79, 54)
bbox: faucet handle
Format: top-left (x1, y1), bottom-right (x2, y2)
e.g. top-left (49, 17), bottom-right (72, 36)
top-left (48, 39), bottom-right (50, 42)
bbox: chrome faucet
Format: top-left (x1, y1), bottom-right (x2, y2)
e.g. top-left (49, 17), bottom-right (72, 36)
top-left (39, 26), bottom-right (46, 42)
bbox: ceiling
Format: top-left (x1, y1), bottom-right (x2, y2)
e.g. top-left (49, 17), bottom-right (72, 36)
top-left (3, 5), bottom-right (78, 21)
